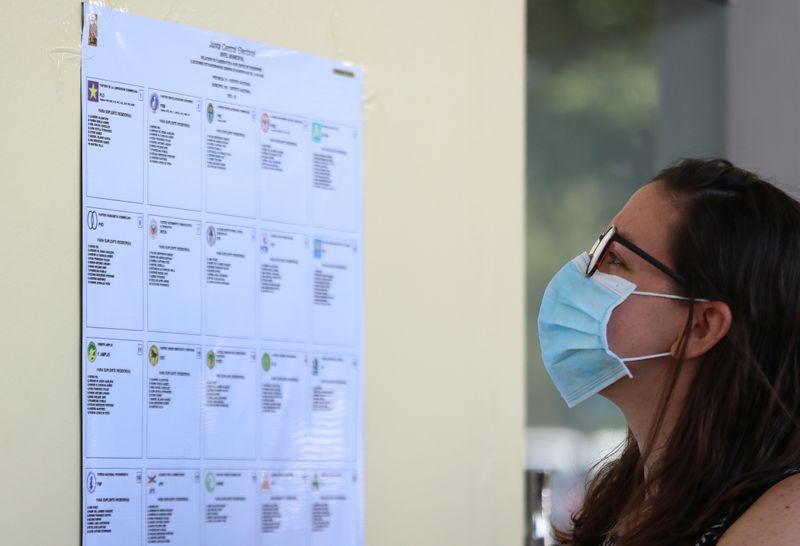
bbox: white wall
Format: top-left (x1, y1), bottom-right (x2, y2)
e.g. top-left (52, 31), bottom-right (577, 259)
top-left (0, 1), bottom-right (525, 544)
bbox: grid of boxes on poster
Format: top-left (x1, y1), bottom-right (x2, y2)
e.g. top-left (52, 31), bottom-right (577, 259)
top-left (83, 74), bottom-right (361, 545)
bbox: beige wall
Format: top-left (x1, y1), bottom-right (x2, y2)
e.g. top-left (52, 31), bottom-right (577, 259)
top-left (0, 1), bottom-right (524, 544)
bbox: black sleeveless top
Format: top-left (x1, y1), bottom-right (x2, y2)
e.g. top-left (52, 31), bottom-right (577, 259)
top-left (692, 466), bottom-right (800, 545)
top-left (600, 466), bottom-right (800, 546)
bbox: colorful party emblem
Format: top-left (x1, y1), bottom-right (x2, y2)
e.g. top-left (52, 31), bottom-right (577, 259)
top-left (87, 80), bottom-right (99, 102)
top-left (206, 225), bottom-right (216, 246)
top-left (206, 350), bottom-right (216, 370)
top-left (312, 122), bottom-right (322, 142)
top-left (149, 92), bottom-right (159, 112)
top-left (261, 353), bottom-right (271, 373)
top-left (207, 102), bottom-right (214, 123)
top-left (261, 112), bottom-right (270, 133)
top-left (149, 218), bottom-right (158, 239)
top-left (87, 341), bottom-right (97, 363)
top-left (148, 345), bottom-right (159, 366)
top-left (205, 472), bottom-right (216, 493)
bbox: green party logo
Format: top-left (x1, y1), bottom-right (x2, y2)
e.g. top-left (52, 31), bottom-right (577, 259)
top-left (207, 350), bottom-right (216, 370)
top-left (261, 353), bottom-right (271, 373)
top-left (205, 472), bottom-right (216, 493)
top-left (312, 122), bottom-right (322, 143)
top-left (87, 342), bottom-right (97, 363)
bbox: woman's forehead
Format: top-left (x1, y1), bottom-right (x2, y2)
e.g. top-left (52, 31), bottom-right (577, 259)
top-left (611, 183), bottom-right (679, 256)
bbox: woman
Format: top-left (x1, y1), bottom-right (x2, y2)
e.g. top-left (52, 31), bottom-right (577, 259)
top-left (537, 159), bottom-right (800, 545)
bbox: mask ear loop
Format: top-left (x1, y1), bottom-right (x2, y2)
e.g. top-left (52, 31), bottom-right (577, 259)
top-left (619, 292), bottom-right (710, 362)
top-left (621, 352), bottom-right (672, 362)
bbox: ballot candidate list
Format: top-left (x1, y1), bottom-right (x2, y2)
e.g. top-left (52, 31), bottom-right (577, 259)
top-left (81, 6), bottom-right (363, 546)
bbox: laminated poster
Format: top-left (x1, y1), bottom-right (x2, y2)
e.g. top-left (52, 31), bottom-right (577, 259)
top-left (81, 5), bottom-right (363, 545)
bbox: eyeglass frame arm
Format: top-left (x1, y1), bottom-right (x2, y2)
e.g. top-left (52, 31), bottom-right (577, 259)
top-left (611, 233), bottom-right (688, 287)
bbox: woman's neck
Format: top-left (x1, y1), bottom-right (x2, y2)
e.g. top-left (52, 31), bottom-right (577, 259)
top-left (601, 357), bottom-right (698, 479)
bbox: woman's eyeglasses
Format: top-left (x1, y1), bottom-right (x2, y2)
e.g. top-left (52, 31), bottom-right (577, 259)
top-left (587, 225), bottom-right (687, 287)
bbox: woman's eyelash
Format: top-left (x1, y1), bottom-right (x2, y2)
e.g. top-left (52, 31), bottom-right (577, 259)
top-left (607, 251), bottom-right (623, 266)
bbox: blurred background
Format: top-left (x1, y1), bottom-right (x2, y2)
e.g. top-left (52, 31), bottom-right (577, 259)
top-left (526, 0), bottom-right (800, 541)
top-left (526, 0), bottom-right (757, 540)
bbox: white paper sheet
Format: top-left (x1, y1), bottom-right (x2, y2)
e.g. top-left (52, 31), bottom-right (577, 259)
top-left (81, 5), bottom-right (363, 545)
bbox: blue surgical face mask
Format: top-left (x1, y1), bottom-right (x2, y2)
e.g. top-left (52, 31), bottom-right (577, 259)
top-left (537, 252), bottom-right (696, 408)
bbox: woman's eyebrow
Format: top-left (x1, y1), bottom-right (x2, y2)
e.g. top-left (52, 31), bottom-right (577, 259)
top-left (609, 239), bottom-right (635, 262)
top-left (615, 226), bottom-right (635, 245)
top-left (615, 227), bottom-right (644, 253)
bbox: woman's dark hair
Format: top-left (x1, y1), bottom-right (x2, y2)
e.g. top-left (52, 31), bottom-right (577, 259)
top-left (554, 158), bottom-right (800, 545)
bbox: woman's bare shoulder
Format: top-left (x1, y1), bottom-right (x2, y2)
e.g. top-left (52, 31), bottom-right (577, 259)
top-left (717, 473), bottom-right (800, 546)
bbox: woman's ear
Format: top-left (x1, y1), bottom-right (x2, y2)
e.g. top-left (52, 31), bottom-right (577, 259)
top-left (671, 301), bottom-right (732, 360)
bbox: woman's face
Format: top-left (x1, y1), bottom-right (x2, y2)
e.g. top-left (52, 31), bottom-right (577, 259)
top-left (598, 182), bottom-right (689, 363)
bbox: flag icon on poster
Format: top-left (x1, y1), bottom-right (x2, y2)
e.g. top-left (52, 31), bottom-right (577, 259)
top-left (87, 13), bottom-right (98, 46)
top-left (87, 80), bottom-right (99, 102)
